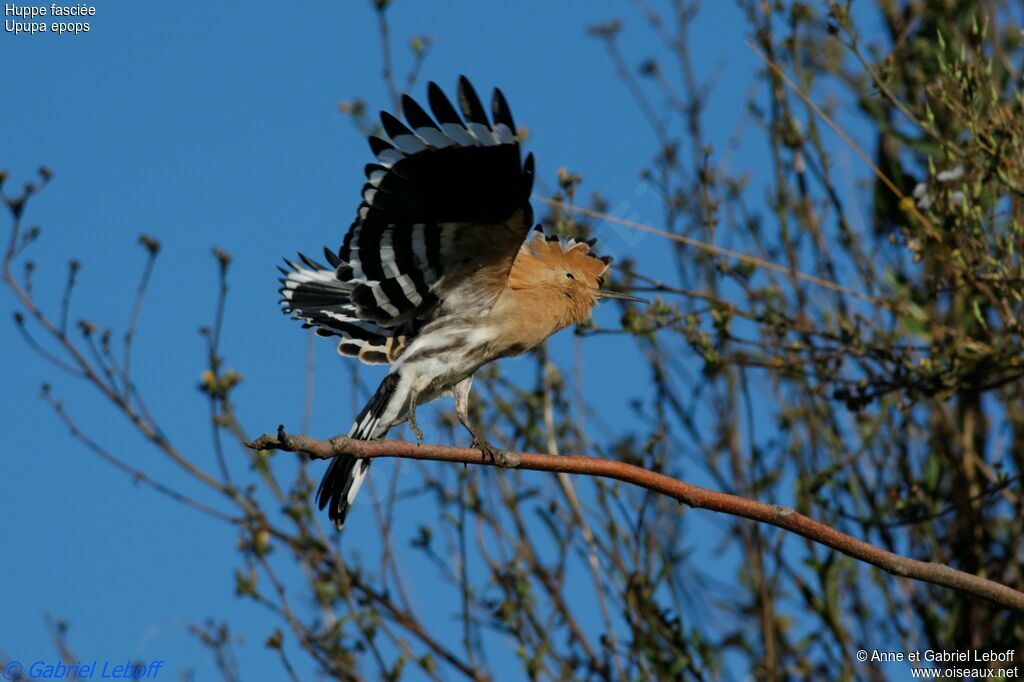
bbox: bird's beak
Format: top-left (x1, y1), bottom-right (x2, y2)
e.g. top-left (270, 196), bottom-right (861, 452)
top-left (594, 288), bottom-right (650, 304)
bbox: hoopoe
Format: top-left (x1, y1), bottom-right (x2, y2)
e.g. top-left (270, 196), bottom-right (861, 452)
top-left (279, 76), bottom-right (646, 529)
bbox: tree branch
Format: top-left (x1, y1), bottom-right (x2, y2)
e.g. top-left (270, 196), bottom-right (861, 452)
top-left (247, 427), bottom-right (1024, 614)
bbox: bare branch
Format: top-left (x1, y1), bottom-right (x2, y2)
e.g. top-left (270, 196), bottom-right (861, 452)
top-left (43, 387), bottom-right (238, 524)
top-left (248, 428), bottom-right (1024, 614)
top-left (121, 235), bottom-right (159, 396)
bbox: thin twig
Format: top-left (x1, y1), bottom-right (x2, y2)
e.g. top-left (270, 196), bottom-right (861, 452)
top-left (374, 0), bottom-right (400, 110)
top-left (122, 240), bottom-right (158, 397)
top-left (536, 195), bottom-right (880, 305)
top-left (59, 260), bottom-right (79, 337)
top-left (206, 249), bottom-right (233, 484)
top-left (12, 314), bottom-right (83, 376)
top-left (540, 349), bottom-right (624, 680)
top-left (44, 390), bottom-right (238, 523)
top-left (745, 41), bottom-right (941, 243)
top-left (538, 195), bottom-right (991, 352)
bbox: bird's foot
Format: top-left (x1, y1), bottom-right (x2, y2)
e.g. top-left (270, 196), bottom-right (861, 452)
top-left (407, 408), bottom-right (424, 443)
top-left (473, 438), bottom-right (521, 468)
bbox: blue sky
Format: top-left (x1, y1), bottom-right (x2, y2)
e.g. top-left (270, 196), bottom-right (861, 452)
top-left (1, 1), bottom-right (911, 679)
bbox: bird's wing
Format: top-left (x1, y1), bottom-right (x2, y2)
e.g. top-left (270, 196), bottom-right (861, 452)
top-left (278, 251), bottom-right (413, 365)
top-left (336, 76), bottom-right (535, 327)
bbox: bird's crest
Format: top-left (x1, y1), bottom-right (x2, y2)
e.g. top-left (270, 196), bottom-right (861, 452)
top-left (513, 229), bottom-right (612, 288)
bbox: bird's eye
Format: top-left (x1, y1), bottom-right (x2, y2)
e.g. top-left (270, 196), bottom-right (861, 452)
top-left (565, 272), bottom-right (575, 280)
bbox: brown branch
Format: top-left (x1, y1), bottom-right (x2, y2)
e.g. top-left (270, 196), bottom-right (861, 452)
top-left (247, 427), bottom-right (1024, 614)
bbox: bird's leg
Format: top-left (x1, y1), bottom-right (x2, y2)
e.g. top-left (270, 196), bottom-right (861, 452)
top-left (452, 376), bottom-right (521, 468)
top-left (406, 390), bottom-right (425, 442)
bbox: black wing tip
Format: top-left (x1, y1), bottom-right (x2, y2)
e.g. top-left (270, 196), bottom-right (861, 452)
top-left (426, 80), bottom-right (446, 104)
top-left (491, 87), bottom-right (515, 128)
top-left (457, 76), bottom-right (490, 127)
top-left (522, 152), bottom-right (536, 198)
top-left (323, 246), bottom-right (342, 268)
top-left (456, 74), bottom-right (474, 96)
top-left (427, 80), bottom-right (462, 124)
top-left (355, 78), bottom-right (532, 223)
top-left (368, 135), bottom-right (394, 155)
top-left (401, 94), bottom-right (437, 130)
top-left (400, 92), bottom-right (419, 110)
top-left (380, 111), bottom-right (413, 138)
top-left (298, 252), bottom-right (328, 271)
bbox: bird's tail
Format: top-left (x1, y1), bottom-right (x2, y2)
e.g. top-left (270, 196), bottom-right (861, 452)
top-left (317, 372), bottom-right (402, 529)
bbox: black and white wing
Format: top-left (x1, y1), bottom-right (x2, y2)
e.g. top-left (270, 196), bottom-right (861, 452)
top-left (340, 76), bottom-right (535, 324)
top-left (280, 76), bottom-right (534, 362)
top-left (278, 251), bottom-right (412, 365)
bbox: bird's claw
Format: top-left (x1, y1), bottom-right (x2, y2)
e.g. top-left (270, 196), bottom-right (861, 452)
top-left (474, 438), bottom-right (521, 468)
top-left (407, 409), bottom-right (425, 442)
top-left (411, 423), bottom-right (425, 442)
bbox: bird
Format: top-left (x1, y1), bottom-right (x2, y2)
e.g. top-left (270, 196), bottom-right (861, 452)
top-left (278, 76), bottom-right (646, 529)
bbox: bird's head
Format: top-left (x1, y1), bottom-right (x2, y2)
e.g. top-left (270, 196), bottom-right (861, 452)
top-left (510, 229), bottom-right (648, 326)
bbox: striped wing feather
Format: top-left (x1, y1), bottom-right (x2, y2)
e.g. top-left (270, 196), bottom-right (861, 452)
top-left (340, 76), bottom-right (535, 325)
top-left (280, 76), bottom-right (534, 364)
